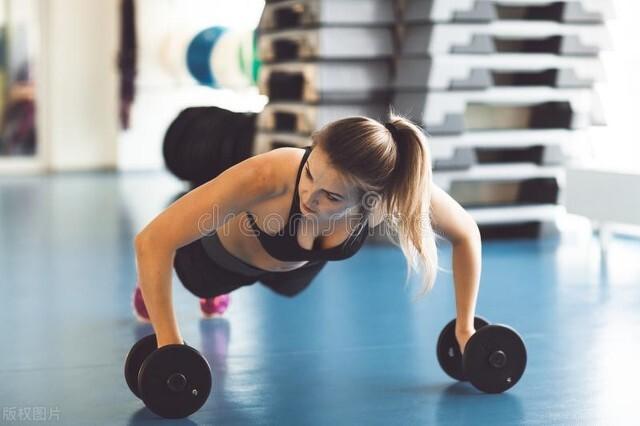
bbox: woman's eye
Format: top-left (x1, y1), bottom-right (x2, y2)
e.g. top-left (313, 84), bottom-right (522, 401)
top-left (327, 195), bottom-right (339, 202)
top-left (305, 167), bottom-right (312, 179)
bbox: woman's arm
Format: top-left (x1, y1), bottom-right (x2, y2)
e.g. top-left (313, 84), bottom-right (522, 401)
top-left (430, 184), bottom-right (482, 350)
top-left (134, 150), bottom-right (286, 347)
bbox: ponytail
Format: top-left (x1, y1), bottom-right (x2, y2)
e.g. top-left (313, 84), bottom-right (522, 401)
top-left (382, 113), bottom-right (444, 298)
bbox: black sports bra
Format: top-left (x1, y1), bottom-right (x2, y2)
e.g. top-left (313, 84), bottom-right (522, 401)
top-left (246, 146), bottom-right (368, 262)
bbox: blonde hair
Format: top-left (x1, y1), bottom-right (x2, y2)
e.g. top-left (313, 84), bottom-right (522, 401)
top-left (311, 111), bottom-right (445, 298)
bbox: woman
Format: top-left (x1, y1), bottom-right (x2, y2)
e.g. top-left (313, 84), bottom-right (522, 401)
top-left (134, 113), bottom-right (482, 352)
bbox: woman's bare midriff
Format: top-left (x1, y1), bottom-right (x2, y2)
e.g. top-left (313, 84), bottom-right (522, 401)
top-left (216, 210), bottom-right (308, 273)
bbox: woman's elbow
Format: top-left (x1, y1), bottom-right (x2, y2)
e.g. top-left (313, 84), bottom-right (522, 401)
top-left (134, 231), bottom-right (148, 250)
top-left (134, 231), bottom-right (161, 255)
top-left (468, 223), bottom-right (481, 241)
top-left (451, 220), bottom-right (481, 246)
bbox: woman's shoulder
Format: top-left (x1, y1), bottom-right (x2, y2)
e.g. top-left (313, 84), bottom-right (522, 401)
top-left (235, 147), bottom-right (307, 203)
top-left (254, 146), bottom-right (308, 190)
top-left (262, 146), bottom-right (308, 163)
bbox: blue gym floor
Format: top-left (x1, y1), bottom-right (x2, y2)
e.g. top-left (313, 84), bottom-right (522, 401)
top-left (1, 172), bottom-right (639, 425)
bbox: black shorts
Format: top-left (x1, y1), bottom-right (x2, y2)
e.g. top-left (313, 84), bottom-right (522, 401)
top-left (173, 237), bottom-right (328, 299)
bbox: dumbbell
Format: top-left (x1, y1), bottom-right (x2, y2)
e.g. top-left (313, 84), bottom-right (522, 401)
top-left (124, 334), bottom-right (212, 419)
top-left (436, 316), bottom-right (527, 393)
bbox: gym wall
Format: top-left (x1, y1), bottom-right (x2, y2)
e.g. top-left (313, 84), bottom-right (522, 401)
top-left (117, 0), bottom-right (266, 171)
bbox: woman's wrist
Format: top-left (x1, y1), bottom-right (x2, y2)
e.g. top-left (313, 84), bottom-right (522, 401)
top-left (156, 334), bottom-right (185, 348)
top-left (455, 317), bottom-right (475, 332)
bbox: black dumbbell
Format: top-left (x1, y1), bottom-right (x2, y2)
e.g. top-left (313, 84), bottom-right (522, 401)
top-left (436, 317), bottom-right (527, 393)
top-left (124, 334), bottom-right (212, 419)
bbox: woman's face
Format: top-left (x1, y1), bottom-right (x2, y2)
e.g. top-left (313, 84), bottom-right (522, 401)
top-left (298, 147), bottom-right (361, 222)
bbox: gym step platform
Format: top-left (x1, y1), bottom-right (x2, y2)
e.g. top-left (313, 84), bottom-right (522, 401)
top-left (254, 130), bottom-right (574, 171)
top-left (433, 163), bottom-right (563, 208)
top-left (394, 87), bottom-right (601, 134)
top-left (428, 129), bottom-right (584, 171)
top-left (432, 142), bottom-right (566, 171)
top-left (471, 204), bottom-right (564, 239)
top-left (401, 22), bottom-right (611, 56)
top-left (477, 219), bottom-right (560, 239)
top-left (367, 204), bottom-right (563, 242)
top-left (258, 27), bottom-right (394, 62)
top-left (393, 55), bottom-right (604, 90)
top-left (259, 0), bottom-right (395, 32)
top-left (259, 60), bottom-right (393, 103)
top-left (403, 0), bottom-right (613, 24)
top-left (256, 101), bottom-right (388, 134)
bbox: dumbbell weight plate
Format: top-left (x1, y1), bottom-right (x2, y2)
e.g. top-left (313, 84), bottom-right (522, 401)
top-left (124, 334), bottom-right (158, 399)
top-left (436, 317), bottom-right (490, 381)
top-left (138, 344), bottom-right (212, 419)
top-left (462, 324), bottom-right (527, 394)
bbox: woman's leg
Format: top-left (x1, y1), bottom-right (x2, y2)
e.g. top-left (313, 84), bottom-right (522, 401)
top-left (199, 294), bottom-right (231, 318)
top-left (134, 256), bottom-right (327, 321)
top-left (173, 239), bottom-right (259, 299)
top-left (133, 239), bottom-right (255, 322)
top-left (259, 260), bottom-right (328, 298)
top-left (132, 285), bottom-right (151, 322)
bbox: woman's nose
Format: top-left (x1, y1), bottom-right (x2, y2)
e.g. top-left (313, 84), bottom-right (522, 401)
top-left (304, 194), bottom-right (318, 208)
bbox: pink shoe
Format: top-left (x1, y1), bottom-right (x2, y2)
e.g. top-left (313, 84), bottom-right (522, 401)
top-left (132, 286), bottom-right (151, 323)
top-left (200, 294), bottom-right (231, 318)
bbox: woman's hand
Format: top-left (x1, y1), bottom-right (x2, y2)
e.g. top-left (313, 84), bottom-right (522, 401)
top-left (455, 327), bottom-right (476, 355)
